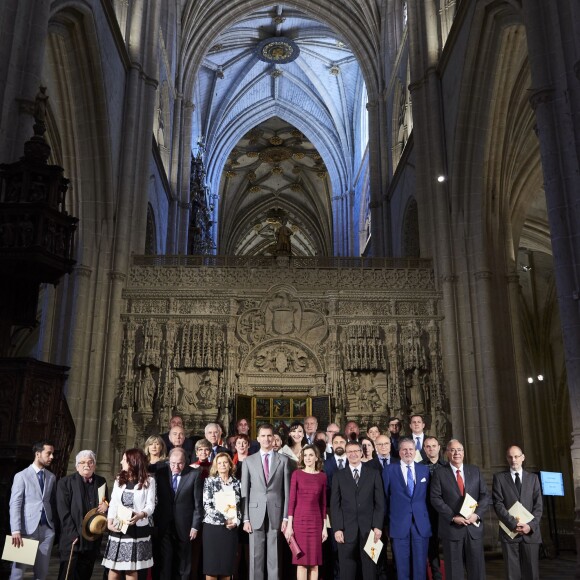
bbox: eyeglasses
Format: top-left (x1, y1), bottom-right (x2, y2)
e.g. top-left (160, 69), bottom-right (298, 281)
top-left (169, 461), bottom-right (185, 467)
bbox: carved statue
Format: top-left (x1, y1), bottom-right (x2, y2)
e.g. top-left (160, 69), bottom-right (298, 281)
top-left (33, 86), bottom-right (49, 124)
top-left (176, 373), bottom-right (196, 414)
top-left (406, 368), bottom-right (426, 414)
top-left (274, 219), bottom-right (292, 255)
top-left (136, 367), bottom-right (156, 412)
top-left (197, 371), bottom-right (216, 409)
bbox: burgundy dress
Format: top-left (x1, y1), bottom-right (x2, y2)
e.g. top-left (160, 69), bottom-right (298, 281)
top-left (288, 470), bottom-right (327, 565)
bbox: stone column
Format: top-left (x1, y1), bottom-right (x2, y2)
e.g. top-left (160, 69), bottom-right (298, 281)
top-left (407, 0), bottom-right (465, 444)
top-left (522, 0), bottom-right (580, 568)
top-left (367, 100), bottom-right (385, 255)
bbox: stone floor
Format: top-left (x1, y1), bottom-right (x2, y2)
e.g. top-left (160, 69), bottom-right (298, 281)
top-left (14, 551), bottom-right (576, 579)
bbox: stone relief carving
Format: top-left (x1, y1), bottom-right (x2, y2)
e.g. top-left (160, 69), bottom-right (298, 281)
top-left (252, 343), bottom-right (312, 374)
top-left (237, 286), bottom-right (328, 347)
top-left (116, 264), bottom-right (449, 451)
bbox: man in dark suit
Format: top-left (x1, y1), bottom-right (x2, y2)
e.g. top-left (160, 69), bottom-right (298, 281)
top-left (330, 440), bottom-right (384, 580)
top-left (384, 438), bottom-right (431, 580)
top-left (241, 423), bottom-right (291, 580)
top-left (409, 415), bottom-right (428, 462)
top-left (205, 422), bottom-right (231, 460)
top-left (56, 450), bottom-right (108, 580)
top-left (388, 417), bottom-right (402, 459)
top-left (154, 447), bottom-right (203, 579)
top-left (493, 445), bottom-right (542, 580)
top-left (165, 423), bottom-right (195, 462)
top-left (324, 433), bottom-right (348, 580)
top-left (430, 439), bottom-right (490, 580)
top-left (420, 436), bottom-right (446, 580)
top-left (9, 441), bottom-right (57, 580)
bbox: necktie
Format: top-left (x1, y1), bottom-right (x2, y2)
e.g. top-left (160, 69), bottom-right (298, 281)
top-left (37, 470), bottom-right (45, 493)
top-left (37, 471), bottom-right (48, 525)
top-left (406, 465), bottom-right (414, 496)
top-left (210, 448), bottom-right (216, 461)
top-left (515, 472), bottom-right (522, 496)
top-left (415, 437), bottom-right (421, 450)
top-left (172, 474), bottom-right (178, 492)
top-left (456, 469), bottom-right (465, 495)
top-left (338, 458), bottom-right (344, 470)
top-left (353, 468), bottom-right (359, 485)
top-left (263, 453), bottom-right (270, 482)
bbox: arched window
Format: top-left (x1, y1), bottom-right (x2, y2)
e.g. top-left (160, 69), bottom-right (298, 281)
top-left (145, 203), bottom-right (157, 255)
top-left (360, 84), bottom-right (369, 155)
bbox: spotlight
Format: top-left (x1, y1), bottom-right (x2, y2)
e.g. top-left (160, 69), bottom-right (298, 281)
top-left (527, 377), bottom-right (534, 384)
top-left (520, 265), bottom-right (532, 272)
top-left (437, 175), bottom-right (446, 183)
top-left (537, 374), bottom-right (544, 381)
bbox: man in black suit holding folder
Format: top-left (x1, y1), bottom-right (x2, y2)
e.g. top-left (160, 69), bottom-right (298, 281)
top-left (492, 445), bottom-right (542, 580)
top-left (330, 440), bottom-right (384, 580)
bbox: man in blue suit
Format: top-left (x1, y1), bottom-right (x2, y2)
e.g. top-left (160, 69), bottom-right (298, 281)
top-left (384, 437), bottom-right (432, 580)
top-left (9, 441), bottom-right (57, 580)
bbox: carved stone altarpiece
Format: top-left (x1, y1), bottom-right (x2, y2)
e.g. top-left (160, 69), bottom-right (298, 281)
top-left (116, 258), bottom-right (450, 448)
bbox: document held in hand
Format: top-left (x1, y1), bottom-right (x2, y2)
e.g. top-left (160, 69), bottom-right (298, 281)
top-left (363, 531), bottom-right (383, 564)
top-left (499, 501), bottom-right (534, 539)
top-left (2, 536), bottom-right (39, 566)
top-left (459, 493), bottom-right (480, 527)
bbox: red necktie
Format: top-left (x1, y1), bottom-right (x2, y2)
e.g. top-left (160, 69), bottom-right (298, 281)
top-left (263, 453), bottom-right (270, 482)
top-left (456, 469), bottom-right (465, 495)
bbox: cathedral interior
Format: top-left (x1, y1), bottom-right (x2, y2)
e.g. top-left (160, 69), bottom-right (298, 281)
top-left (0, 0), bottom-right (579, 564)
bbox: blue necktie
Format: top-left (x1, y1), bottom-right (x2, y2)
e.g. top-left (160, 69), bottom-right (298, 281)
top-left (406, 465), bottom-right (414, 496)
top-left (172, 474), bottom-right (178, 493)
top-left (415, 437), bottom-right (421, 450)
top-left (37, 471), bottom-right (48, 525)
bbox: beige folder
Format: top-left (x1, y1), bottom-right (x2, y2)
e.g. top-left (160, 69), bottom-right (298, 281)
top-left (2, 536), bottom-right (39, 566)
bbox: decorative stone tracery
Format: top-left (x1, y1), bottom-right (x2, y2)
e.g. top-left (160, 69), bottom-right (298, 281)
top-left (116, 258), bottom-right (450, 447)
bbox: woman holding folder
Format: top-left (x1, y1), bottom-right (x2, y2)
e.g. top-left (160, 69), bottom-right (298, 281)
top-left (284, 444), bottom-right (328, 580)
top-left (202, 452), bottom-right (242, 579)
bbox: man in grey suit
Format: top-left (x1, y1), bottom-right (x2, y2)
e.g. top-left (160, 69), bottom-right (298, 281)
top-left (430, 439), bottom-right (490, 580)
top-left (241, 423), bottom-right (291, 580)
top-left (9, 441), bottom-right (57, 580)
top-left (493, 445), bottom-right (543, 580)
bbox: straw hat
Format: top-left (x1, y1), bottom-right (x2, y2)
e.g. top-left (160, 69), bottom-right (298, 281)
top-left (81, 507), bottom-right (108, 541)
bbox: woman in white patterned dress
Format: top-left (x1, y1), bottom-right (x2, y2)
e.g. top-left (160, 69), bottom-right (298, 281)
top-left (102, 448), bottom-right (156, 579)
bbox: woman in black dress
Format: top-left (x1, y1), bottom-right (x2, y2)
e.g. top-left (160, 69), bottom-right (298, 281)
top-left (202, 452), bottom-right (242, 579)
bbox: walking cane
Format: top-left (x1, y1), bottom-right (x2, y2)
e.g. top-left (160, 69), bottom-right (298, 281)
top-left (64, 537), bottom-right (78, 580)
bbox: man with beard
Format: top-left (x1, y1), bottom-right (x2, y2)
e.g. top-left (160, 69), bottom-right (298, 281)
top-left (324, 433), bottom-right (348, 580)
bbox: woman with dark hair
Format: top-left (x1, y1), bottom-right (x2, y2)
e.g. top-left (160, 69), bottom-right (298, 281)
top-left (284, 444), bottom-right (327, 580)
top-left (232, 434), bottom-right (250, 478)
top-left (360, 435), bottom-right (376, 462)
top-left (366, 425), bottom-right (381, 443)
top-left (144, 434), bottom-right (167, 473)
top-left (279, 422), bottom-right (307, 465)
top-left (102, 448), bottom-right (155, 578)
top-left (202, 452), bottom-right (242, 580)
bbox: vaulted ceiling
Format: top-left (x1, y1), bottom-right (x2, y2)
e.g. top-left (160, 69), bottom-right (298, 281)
top-left (192, 4), bottom-right (366, 255)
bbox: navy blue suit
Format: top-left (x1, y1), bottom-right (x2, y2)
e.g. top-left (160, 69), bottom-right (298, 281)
top-left (384, 462), bottom-right (432, 580)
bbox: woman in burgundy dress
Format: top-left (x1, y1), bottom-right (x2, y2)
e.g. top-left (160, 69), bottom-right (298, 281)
top-left (285, 444), bottom-right (328, 579)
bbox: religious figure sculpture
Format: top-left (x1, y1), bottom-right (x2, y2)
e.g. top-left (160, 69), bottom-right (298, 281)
top-left (275, 219), bottom-right (292, 255)
top-left (136, 367), bottom-right (156, 411)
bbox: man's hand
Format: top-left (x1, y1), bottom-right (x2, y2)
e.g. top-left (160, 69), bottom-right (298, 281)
top-left (373, 527), bottom-right (382, 543)
top-left (516, 522), bottom-right (531, 535)
top-left (334, 530), bottom-right (345, 544)
top-left (189, 528), bottom-right (198, 540)
top-left (243, 521), bottom-right (253, 534)
top-left (466, 514), bottom-right (479, 525)
top-left (96, 500), bottom-right (108, 514)
top-left (452, 515), bottom-right (470, 526)
top-left (11, 533), bottom-right (23, 548)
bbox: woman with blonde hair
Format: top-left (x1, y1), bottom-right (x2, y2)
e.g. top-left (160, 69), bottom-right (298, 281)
top-left (202, 452), bottom-right (242, 580)
top-left (144, 434), bottom-right (167, 473)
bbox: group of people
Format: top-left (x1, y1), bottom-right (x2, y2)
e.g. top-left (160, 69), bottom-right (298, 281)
top-left (8, 413), bottom-right (543, 580)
